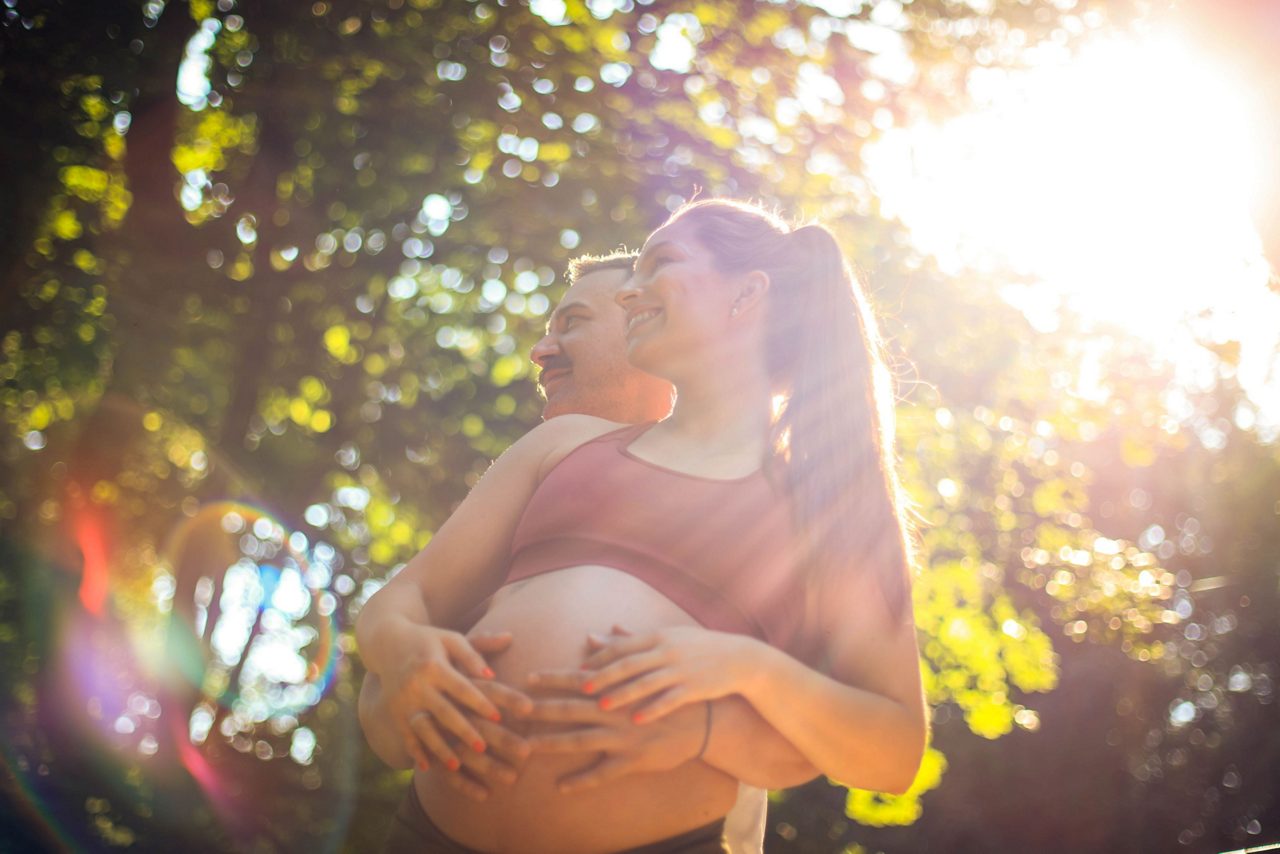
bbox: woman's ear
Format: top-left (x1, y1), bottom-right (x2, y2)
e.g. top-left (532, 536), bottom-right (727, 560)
top-left (731, 270), bottom-right (771, 317)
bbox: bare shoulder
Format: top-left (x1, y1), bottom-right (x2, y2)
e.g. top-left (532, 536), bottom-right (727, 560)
top-left (512, 414), bottom-right (632, 479)
top-left (382, 414), bottom-right (633, 624)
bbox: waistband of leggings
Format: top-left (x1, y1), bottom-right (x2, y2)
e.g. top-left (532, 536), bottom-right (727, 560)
top-left (619, 815), bottom-right (725, 853)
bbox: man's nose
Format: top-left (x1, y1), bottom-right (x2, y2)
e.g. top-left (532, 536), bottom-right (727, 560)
top-left (530, 333), bottom-right (560, 367)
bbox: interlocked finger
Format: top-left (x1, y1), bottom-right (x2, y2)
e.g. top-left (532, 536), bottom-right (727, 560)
top-left (475, 679), bottom-right (534, 718)
top-left (580, 634), bottom-right (657, 671)
top-left (586, 650), bottom-right (669, 696)
top-left (398, 718), bottom-right (434, 771)
top-left (424, 690), bottom-right (489, 754)
top-left (455, 737), bottom-right (519, 786)
top-left (436, 665), bottom-right (502, 722)
top-left (527, 726), bottom-right (620, 754)
top-left (631, 686), bottom-right (689, 724)
top-left (599, 669), bottom-right (678, 712)
top-left (522, 696), bottom-right (613, 724)
top-left (474, 716), bottom-right (531, 765)
top-left (439, 765), bottom-right (490, 802)
top-left (526, 669), bottom-right (589, 693)
top-left (409, 711), bottom-right (461, 770)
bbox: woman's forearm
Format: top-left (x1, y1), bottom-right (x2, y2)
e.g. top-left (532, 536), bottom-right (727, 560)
top-left (572, 625), bottom-right (924, 793)
top-left (701, 696), bottom-right (820, 790)
top-left (740, 643), bottom-right (926, 794)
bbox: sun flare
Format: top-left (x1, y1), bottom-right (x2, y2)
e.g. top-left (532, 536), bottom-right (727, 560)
top-left (864, 29), bottom-right (1279, 427)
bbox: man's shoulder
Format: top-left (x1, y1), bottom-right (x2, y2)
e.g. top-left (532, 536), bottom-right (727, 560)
top-left (537, 412), bottom-right (632, 440)
top-left (524, 414), bottom-right (634, 473)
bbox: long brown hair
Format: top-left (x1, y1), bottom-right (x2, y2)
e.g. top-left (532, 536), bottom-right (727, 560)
top-left (665, 199), bottom-right (914, 620)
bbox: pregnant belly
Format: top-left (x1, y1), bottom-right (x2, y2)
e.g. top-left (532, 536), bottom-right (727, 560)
top-left (415, 566), bottom-right (739, 854)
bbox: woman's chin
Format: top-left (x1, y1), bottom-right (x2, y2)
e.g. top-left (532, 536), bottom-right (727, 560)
top-left (625, 336), bottom-right (670, 376)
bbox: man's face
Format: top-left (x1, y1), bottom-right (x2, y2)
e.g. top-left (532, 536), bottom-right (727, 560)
top-left (531, 268), bottom-right (673, 423)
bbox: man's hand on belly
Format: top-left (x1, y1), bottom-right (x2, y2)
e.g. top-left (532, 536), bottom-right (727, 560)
top-left (519, 689), bottom-right (706, 794)
top-left (435, 680), bottom-right (534, 802)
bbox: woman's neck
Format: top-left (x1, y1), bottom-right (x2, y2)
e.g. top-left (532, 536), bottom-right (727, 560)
top-left (663, 362), bottom-right (772, 452)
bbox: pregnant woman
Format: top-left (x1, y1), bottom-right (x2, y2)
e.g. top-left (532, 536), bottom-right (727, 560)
top-left (356, 199), bottom-right (927, 853)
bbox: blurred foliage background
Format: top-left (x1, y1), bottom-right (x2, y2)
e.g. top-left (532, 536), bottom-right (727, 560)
top-left (1, 0), bottom-right (1277, 851)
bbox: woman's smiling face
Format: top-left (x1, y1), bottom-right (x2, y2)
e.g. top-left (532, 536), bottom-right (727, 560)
top-left (616, 220), bottom-right (741, 376)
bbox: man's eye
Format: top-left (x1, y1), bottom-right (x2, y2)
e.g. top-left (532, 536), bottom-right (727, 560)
top-left (562, 316), bottom-right (582, 329)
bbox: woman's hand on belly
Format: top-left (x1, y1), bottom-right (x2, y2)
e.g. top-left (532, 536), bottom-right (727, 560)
top-left (433, 682), bottom-right (536, 801)
top-left (383, 626), bottom-right (534, 773)
top-left (518, 689), bottom-right (708, 793)
top-left (418, 568), bottom-right (741, 853)
top-left (542, 625), bottom-right (763, 724)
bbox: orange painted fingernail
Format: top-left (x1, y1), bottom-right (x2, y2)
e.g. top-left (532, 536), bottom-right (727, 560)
top-left (582, 682), bottom-right (595, 694)
top-left (632, 712), bottom-right (646, 724)
top-left (482, 667), bottom-right (495, 679)
top-left (447, 758), bottom-right (460, 771)
top-left (473, 740), bottom-right (486, 753)
top-left (598, 697), bottom-right (611, 711)
top-left (489, 711), bottom-right (502, 722)
top-left (417, 759), bottom-right (429, 771)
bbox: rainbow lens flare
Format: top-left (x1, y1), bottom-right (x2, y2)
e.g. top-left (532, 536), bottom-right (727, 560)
top-left (1, 498), bottom-right (357, 850)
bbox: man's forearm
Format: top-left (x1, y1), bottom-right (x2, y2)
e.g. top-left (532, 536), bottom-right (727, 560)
top-left (358, 671), bottom-right (413, 770)
top-left (701, 695), bottom-right (820, 789)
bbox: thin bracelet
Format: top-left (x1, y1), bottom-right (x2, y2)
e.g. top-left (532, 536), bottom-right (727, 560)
top-left (695, 700), bottom-right (713, 760)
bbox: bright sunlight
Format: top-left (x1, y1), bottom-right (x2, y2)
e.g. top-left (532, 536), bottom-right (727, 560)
top-left (864, 28), bottom-right (1279, 431)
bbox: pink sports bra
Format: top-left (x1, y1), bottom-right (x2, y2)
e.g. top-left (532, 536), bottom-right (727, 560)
top-left (506, 423), bottom-right (814, 661)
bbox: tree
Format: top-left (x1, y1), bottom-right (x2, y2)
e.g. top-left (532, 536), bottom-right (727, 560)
top-left (3, 0), bottom-right (1275, 851)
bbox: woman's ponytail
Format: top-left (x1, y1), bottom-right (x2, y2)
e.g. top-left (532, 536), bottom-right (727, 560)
top-left (772, 223), bottom-right (911, 620)
top-left (667, 200), bottom-right (913, 621)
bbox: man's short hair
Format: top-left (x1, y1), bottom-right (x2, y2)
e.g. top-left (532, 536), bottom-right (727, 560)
top-left (566, 250), bottom-right (638, 284)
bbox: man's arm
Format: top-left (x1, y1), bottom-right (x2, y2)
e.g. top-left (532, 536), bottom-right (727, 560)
top-left (355, 416), bottom-right (616, 774)
top-left (520, 690), bottom-right (819, 792)
top-left (359, 671), bottom-right (413, 769)
top-left (702, 696), bottom-right (820, 789)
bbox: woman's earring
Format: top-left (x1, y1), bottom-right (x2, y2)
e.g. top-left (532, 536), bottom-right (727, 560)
top-left (730, 304), bottom-right (739, 318)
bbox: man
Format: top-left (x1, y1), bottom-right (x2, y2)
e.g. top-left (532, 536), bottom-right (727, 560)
top-left (530, 252), bottom-right (675, 424)
top-left (359, 252), bottom-right (818, 853)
